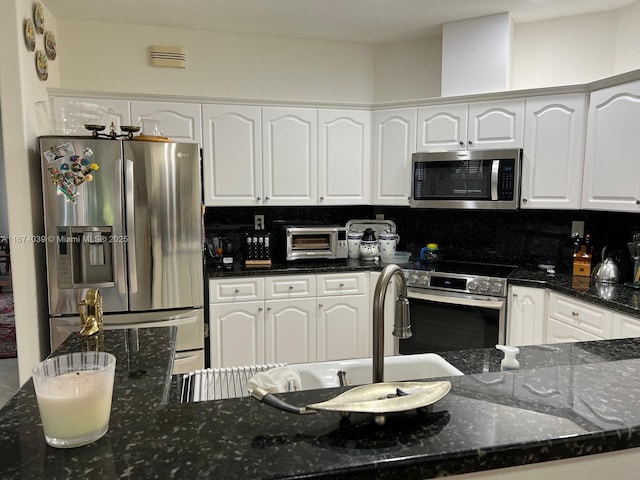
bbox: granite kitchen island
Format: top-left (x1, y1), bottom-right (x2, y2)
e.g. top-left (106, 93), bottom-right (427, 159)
top-left (1, 327), bottom-right (640, 479)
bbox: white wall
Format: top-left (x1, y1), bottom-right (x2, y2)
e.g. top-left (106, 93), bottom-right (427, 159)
top-left (0, 114), bottom-right (8, 235)
top-left (0, 0), bottom-right (58, 383)
top-left (512, 11), bottom-right (618, 90)
top-left (56, 20), bottom-right (374, 103)
top-left (614, 0), bottom-right (640, 73)
top-left (373, 35), bottom-right (441, 103)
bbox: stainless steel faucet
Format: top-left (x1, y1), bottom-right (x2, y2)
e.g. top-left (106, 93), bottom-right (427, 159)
top-left (372, 264), bottom-right (412, 383)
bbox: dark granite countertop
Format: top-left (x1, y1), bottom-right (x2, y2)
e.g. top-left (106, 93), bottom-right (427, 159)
top-left (2, 326), bottom-right (640, 478)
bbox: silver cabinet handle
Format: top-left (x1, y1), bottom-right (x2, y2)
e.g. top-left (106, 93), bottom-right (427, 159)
top-left (512, 293), bottom-right (518, 298)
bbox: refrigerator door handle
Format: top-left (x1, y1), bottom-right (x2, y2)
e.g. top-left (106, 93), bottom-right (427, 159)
top-left (125, 158), bottom-right (138, 294)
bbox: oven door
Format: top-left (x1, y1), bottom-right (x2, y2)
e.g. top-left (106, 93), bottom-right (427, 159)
top-left (399, 289), bottom-right (506, 354)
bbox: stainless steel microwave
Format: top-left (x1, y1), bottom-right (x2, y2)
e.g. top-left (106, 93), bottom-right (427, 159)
top-left (284, 226), bottom-right (348, 261)
top-left (410, 149), bottom-right (522, 210)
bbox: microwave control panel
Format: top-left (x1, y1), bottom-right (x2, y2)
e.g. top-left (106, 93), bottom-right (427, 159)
top-left (497, 159), bottom-right (516, 200)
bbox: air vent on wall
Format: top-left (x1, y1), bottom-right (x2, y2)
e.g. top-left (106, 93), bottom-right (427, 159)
top-left (149, 46), bottom-right (186, 68)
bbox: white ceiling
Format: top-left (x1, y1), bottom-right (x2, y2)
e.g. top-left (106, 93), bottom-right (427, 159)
top-left (44, 0), bottom-right (636, 44)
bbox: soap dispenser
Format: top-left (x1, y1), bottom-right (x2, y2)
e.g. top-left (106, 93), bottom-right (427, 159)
top-left (495, 344), bottom-right (520, 371)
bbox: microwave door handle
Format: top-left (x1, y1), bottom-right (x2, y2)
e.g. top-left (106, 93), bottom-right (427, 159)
top-left (491, 160), bottom-right (500, 200)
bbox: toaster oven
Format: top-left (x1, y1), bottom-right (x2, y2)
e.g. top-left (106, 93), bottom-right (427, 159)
top-left (283, 226), bottom-right (348, 261)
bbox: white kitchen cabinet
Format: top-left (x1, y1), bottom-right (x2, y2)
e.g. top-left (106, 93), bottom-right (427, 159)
top-left (318, 109), bottom-right (371, 205)
top-left (507, 285), bottom-right (546, 346)
top-left (582, 79), bottom-right (640, 212)
top-left (372, 108), bottom-right (416, 205)
top-left (265, 297), bottom-right (316, 364)
top-left (202, 104), bottom-right (262, 206)
top-left (417, 99), bottom-right (524, 151)
top-left (521, 93), bottom-right (587, 209)
top-left (130, 100), bottom-right (202, 144)
top-left (612, 312), bottom-right (640, 338)
top-left (262, 107), bottom-right (317, 206)
top-left (545, 291), bottom-right (613, 343)
top-left (209, 300), bottom-right (265, 368)
top-left (50, 96), bottom-right (131, 135)
top-left (416, 104), bottom-right (467, 152)
top-left (546, 316), bottom-right (604, 343)
top-left (316, 272), bottom-right (369, 361)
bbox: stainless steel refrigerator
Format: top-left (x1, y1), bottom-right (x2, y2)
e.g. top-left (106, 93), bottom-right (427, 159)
top-left (39, 136), bottom-right (204, 373)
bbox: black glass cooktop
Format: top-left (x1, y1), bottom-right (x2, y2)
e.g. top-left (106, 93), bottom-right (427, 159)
top-left (406, 260), bottom-right (518, 279)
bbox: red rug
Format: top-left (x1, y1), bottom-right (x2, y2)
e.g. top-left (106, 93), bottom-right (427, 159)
top-left (0, 293), bottom-right (16, 359)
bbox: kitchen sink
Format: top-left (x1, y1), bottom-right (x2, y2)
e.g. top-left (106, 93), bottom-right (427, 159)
top-left (290, 353), bottom-right (464, 391)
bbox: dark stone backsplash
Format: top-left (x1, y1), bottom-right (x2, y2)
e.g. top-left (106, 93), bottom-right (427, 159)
top-left (204, 206), bottom-right (640, 275)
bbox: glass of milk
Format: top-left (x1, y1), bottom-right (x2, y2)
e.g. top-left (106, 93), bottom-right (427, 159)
top-left (32, 351), bottom-right (116, 448)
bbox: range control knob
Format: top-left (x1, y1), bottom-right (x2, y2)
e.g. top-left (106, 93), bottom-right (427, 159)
top-left (480, 281), bottom-right (491, 292)
top-left (491, 283), bottom-right (504, 294)
top-left (418, 275), bottom-right (429, 285)
top-left (468, 280), bottom-right (479, 291)
top-left (408, 274), bottom-right (419, 285)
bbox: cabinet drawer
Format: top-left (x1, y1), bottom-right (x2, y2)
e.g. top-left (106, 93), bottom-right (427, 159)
top-left (316, 272), bottom-right (366, 296)
top-left (209, 278), bottom-right (264, 303)
top-left (265, 275), bottom-right (315, 299)
top-left (547, 292), bottom-right (613, 338)
top-left (546, 316), bottom-right (604, 343)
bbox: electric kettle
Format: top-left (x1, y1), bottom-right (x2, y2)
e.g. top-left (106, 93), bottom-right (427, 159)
top-left (592, 246), bottom-right (622, 283)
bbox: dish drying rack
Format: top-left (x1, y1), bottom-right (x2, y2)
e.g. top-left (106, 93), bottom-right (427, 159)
top-left (180, 363), bottom-right (287, 403)
top-left (346, 219), bottom-right (396, 238)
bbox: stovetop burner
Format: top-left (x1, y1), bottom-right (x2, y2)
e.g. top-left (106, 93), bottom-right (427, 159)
top-left (402, 260), bottom-right (518, 298)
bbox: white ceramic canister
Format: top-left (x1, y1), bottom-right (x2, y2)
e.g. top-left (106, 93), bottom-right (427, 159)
top-left (378, 232), bottom-right (399, 256)
top-left (347, 232), bottom-right (363, 258)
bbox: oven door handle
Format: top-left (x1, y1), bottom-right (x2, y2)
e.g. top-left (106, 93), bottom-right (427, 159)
top-left (408, 291), bottom-right (505, 310)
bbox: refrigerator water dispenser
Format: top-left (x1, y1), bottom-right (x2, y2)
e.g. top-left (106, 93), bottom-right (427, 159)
top-left (56, 226), bottom-right (115, 288)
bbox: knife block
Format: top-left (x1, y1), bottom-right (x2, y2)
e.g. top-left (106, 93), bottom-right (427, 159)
top-left (572, 251), bottom-right (592, 277)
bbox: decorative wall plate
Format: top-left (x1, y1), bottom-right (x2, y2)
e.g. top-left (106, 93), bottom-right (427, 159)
top-left (36, 50), bottom-right (48, 81)
top-left (44, 31), bottom-right (56, 60)
top-left (34, 2), bottom-right (45, 34)
top-left (24, 18), bottom-right (36, 52)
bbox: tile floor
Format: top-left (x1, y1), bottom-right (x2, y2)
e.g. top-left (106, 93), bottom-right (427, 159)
top-left (0, 358), bottom-right (20, 409)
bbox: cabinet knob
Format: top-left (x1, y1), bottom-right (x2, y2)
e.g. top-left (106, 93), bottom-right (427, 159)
top-left (459, 141), bottom-right (464, 146)
top-left (636, 199), bottom-right (640, 205)
top-left (512, 293), bottom-right (518, 298)
top-left (320, 196), bottom-right (325, 200)
top-left (234, 289), bottom-right (240, 294)
top-left (267, 307), bottom-right (272, 311)
top-left (256, 196), bottom-right (261, 201)
top-left (318, 303), bottom-right (323, 308)
top-left (258, 307), bottom-right (263, 312)
top-left (265, 196), bottom-right (270, 200)
top-left (339, 283), bottom-right (344, 288)
top-left (468, 140), bottom-right (473, 145)
top-left (572, 311), bottom-right (579, 317)
top-left (288, 285), bottom-right (294, 290)
top-left (522, 198), bottom-right (528, 203)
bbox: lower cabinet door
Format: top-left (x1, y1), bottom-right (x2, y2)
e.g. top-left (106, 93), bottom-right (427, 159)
top-left (316, 295), bottom-right (369, 361)
top-left (265, 298), bottom-right (317, 364)
top-left (209, 301), bottom-right (265, 368)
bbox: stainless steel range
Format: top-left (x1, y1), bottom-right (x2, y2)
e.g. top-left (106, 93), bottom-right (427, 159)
top-left (399, 260), bottom-right (518, 354)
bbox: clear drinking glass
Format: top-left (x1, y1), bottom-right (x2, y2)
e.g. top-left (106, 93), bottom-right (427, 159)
top-left (32, 352), bottom-right (116, 448)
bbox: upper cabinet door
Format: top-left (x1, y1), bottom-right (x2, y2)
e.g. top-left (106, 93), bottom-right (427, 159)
top-left (202, 105), bottom-right (262, 206)
top-left (467, 99), bottom-right (524, 149)
top-left (372, 108), bottom-right (417, 205)
top-left (262, 107), bottom-right (317, 206)
top-left (417, 104), bottom-right (468, 151)
top-left (130, 101), bottom-right (202, 144)
top-left (317, 109), bottom-right (371, 205)
top-left (582, 80), bottom-right (640, 212)
top-left (521, 94), bottom-right (586, 209)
